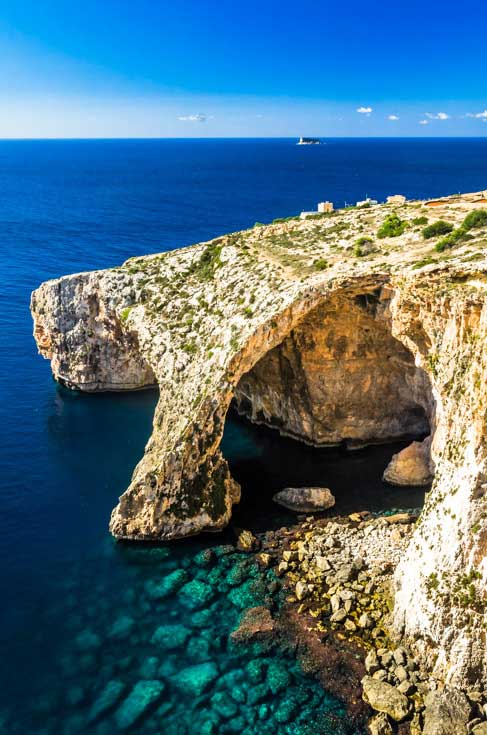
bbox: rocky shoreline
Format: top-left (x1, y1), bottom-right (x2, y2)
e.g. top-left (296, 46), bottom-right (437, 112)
top-left (238, 510), bottom-right (487, 735)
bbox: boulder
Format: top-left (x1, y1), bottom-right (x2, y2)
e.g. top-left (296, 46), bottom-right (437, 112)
top-left (422, 689), bottom-right (471, 735)
top-left (472, 724), bottom-right (487, 735)
top-left (273, 487), bottom-right (335, 513)
top-left (383, 438), bottom-right (433, 486)
top-left (172, 663), bottom-right (219, 696)
top-left (230, 606), bottom-right (275, 643)
top-left (361, 676), bottom-right (410, 721)
top-left (88, 680), bottom-right (125, 723)
top-left (368, 712), bottom-right (393, 735)
top-left (114, 680), bottom-right (165, 729)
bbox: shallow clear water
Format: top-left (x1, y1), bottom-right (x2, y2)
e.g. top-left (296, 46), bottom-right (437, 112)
top-left (1, 138), bottom-right (484, 733)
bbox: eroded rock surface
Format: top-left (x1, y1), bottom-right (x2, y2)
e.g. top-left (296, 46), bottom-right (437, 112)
top-left (273, 487), bottom-right (336, 512)
top-left (32, 190), bottom-right (487, 689)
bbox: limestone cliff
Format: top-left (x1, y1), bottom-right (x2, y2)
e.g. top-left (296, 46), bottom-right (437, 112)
top-left (32, 191), bottom-right (487, 690)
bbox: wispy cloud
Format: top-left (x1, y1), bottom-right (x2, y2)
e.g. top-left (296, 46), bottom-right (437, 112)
top-left (177, 113), bottom-right (207, 122)
top-left (425, 112), bottom-right (450, 120)
top-left (387, 114), bottom-right (399, 121)
top-left (419, 119), bottom-right (429, 125)
top-left (466, 109), bottom-right (487, 120)
top-left (356, 106), bottom-right (372, 115)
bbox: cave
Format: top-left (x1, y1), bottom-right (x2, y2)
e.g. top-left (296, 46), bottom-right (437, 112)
top-left (221, 288), bottom-right (435, 531)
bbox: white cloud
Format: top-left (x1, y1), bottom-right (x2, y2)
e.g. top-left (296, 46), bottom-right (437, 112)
top-left (419, 119), bottom-right (429, 125)
top-left (425, 112), bottom-right (450, 120)
top-left (356, 106), bottom-right (373, 115)
top-left (466, 110), bottom-right (487, 119)
top-left (177, 113), bottom-right (207, 122)
top-left (387, 114), bottom-right (399, 121)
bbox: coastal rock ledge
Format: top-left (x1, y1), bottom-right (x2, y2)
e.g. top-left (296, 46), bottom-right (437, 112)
top-left (32, 190), bottom-right (487, 689)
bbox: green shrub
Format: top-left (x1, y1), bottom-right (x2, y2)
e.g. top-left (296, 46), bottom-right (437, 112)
top-left (377, 214), bottom-right (407, 238)
top-left (120, 306), bottom-right (132, 322)
top-left (422, 220), bottom-right (453, 239)
top-left (435, 228), bottom-right (468, 252)
top-left (314, 258), bottom-right (328, 270)
top-left (462, 209), bottom-right (487, 231)
top-left (412, 216), bottom-right (428, 226)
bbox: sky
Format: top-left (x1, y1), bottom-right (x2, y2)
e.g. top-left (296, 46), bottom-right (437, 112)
top-left (1, 0), bottom-right (487, 138)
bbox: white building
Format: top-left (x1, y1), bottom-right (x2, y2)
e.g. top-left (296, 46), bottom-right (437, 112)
top-left (356, 197), bottom-right (378, 207)
top-left (387, 194), bottom-right (407, 205)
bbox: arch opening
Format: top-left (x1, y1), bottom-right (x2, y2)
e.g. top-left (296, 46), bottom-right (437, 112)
top-left (221, 289), bottom-right (435, 531)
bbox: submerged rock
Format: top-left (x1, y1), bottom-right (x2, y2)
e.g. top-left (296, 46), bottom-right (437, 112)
top-left (273, 487), bottom-right (335, 513)
top-left (114, 680), bottom-right (165, 729)
top-left (150, 623), bottom-right (190, 649)
top-left (230, 605), bottom-right (275, 643)
top-left (172, 663), bottom-right (219, 696)
top-left (88, 680), bottom-right (126, 723)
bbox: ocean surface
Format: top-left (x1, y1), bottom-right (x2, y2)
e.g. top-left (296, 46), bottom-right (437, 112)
top-left (1, 138), bottom-right (487, 734)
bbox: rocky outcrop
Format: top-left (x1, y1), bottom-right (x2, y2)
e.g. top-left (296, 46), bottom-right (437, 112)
top-left (273, 487), bottom-right (336, 512)
top-left (31, 191), bottom-right (487, 690)
top-left (383, 438), bottom-right (433, 486)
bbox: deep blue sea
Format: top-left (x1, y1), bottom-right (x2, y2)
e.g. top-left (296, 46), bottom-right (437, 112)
top-left (1, 138), bottom-right (487, 735)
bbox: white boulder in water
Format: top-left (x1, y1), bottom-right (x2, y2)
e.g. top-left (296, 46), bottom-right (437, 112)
top-left (273, 487), bottom-right (335, 512)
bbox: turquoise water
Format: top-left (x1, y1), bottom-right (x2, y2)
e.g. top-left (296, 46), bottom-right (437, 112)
top-left (0, 138), bottom-right (476, 732)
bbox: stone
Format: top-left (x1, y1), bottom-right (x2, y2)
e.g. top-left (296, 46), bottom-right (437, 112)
top-left (230, 606), bottom-right (274, 643)
top-left (172, 663), bottom-right (218, 696)
top-left (344, 618), bottom-right (357, 632)
top-left (361, 676), bottom-right (410, 721)
top-left (211, 691), bottom-right (238, 720)
top-left (365, 649), bottom-right (380, 674)
top-left (422, 689), bottom-right (471, 735)
top-left (151, 623), bottom-right (190, 649)
top-left (179, 579), bottom-right (214, 609)
top-left (392, 647), bottom-right (407, 666)
top-left (330, 608), bottom-right (347, 623)
top-left (295, 581), bottom-right (308, 600)
top-left (266, 661), bottom-right (291, 694)
top-left (383, 438), bottom-right (433, 487)
top-left (394, 665), bottom-right (408, 682)
top-left (114, 680), bottom-right (165, 729)
top-left (368, 712), bottom-right (393, 735)
top-left (273, 487), bottom-right (335, 512)
top-left (315, 555), bottom-right (331, 572)
top-left (145, 569), bottom-right (189, 599)
top-left (236, 529), bottom-right (259, 552)
top-left (397, 680), bottom-right (415, 696)
top-left (88, 681), bottom-right (126, 722)
top-left (472, 724), bottom-right (487, 735)
top-left (108, 615), bottom-right (134, 639)
top-left (75, 629), bottom-right (101, 651)
top-left (358, 613), bottom-right (373, 629)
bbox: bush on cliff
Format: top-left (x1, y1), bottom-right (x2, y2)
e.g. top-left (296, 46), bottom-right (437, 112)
top-left (422, 220), bottom-right (453, 239)
top-left (463, 209), bottom-right (487, 231)
top-left (377, 214), bottom-right (407, 238)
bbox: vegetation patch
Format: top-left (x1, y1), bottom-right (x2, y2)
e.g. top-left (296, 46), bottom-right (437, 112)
top-left (377, 214), bottom-right (407, 238)
top-left (422, 220), bottom-right (453, 239)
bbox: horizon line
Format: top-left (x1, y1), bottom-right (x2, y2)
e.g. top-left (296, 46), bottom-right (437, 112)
top-left (1, 135), bottom-right (487, 141)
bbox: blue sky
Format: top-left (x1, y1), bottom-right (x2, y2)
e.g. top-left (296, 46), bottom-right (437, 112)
top-left (1, 0), bottom-right (487, 137)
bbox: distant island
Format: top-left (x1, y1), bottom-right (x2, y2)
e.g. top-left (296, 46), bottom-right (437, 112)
top-left (32, 190), bottom-right (487, 734)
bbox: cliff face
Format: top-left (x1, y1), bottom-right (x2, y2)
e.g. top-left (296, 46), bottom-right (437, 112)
top-left (31, 191), bottom-right (487, 688)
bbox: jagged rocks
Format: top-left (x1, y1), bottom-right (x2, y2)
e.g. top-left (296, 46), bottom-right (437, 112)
top-left (172, 663), bottom-right (219, 696)
top-left (361, 676), bottom-right (410, 721)
top-left (273, 487), bottom-right (336, 512)
top-left (422, 689), bottom-right (471, 735)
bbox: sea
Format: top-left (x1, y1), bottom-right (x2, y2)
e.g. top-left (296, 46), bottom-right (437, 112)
top-left (1, 137), bottom-right (487, 734)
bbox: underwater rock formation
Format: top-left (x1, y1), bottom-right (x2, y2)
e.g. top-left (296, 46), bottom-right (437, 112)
top-left (32, 190), bottom-right (487, 689)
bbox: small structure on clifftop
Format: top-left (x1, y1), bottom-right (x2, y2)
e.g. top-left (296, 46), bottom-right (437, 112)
top-left (387, 194), bottom-right (407, 205)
